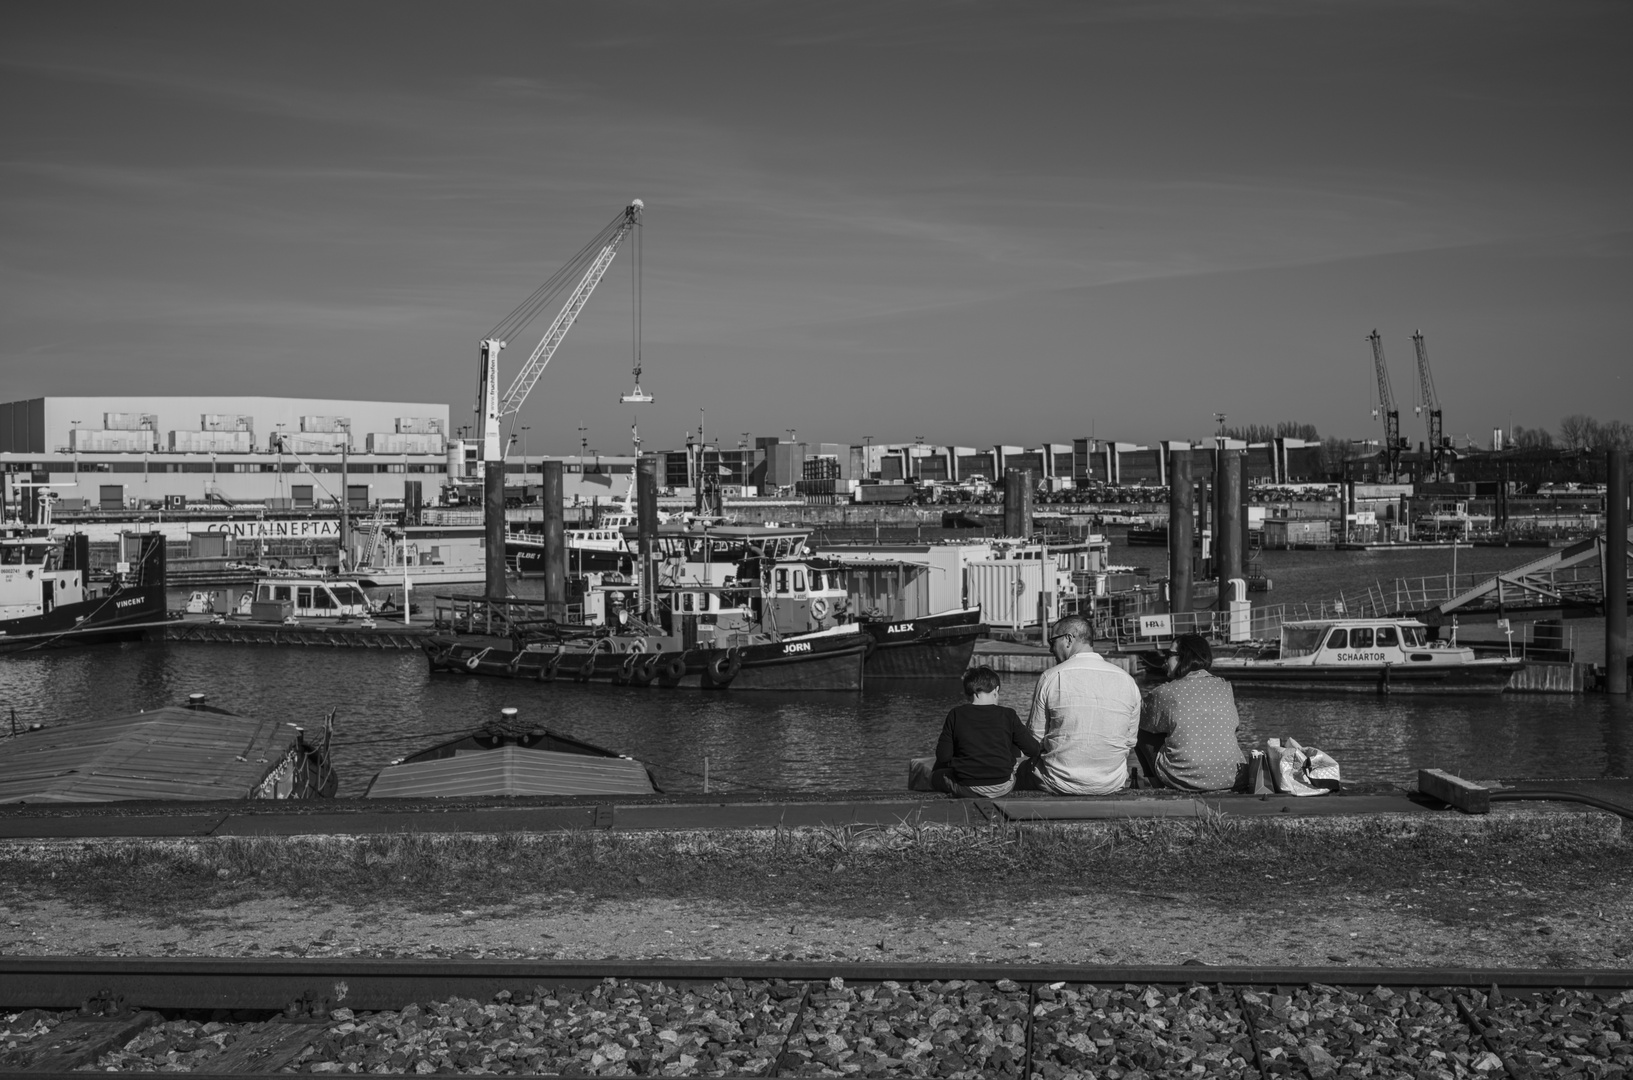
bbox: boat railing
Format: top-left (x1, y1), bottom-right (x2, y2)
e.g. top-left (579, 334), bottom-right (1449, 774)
top-left (432, 594), bottom-right (585, 636)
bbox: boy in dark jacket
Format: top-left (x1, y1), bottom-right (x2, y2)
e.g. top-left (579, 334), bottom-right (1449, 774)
top-left (927, 666), bottom-right (1042, 798)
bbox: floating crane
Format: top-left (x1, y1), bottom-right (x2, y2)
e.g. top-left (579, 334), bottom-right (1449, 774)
top-left (475, 199), bottom-right (646, 599)
top-left (1366, 329), bottom-right (1406, 482)
top-left (1412, 330), bottom-right (1445, 481)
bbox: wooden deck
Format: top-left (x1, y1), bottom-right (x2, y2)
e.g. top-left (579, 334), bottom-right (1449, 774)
top-left (0, 706), bottom-right (310, 803)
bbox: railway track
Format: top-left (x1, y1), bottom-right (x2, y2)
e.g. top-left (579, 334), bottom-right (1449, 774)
top-left (3, 957), bottom-right (1630, 1076)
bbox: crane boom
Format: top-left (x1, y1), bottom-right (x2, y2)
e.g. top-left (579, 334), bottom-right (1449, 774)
top-left (500, 200), bottom-right (643, 417)
top-left (474, 200), bottom-right (644, 465)
top-left (1412, 330), bottom-right (1445, 480)
top-left (1367, 329), bottom-right (1403, 481)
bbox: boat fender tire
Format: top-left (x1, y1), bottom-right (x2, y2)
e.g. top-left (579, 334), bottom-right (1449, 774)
top-left (464, 651), bottom-right (486, 672)
top-left (660, 654), bottom-right (688, 682)
top-left (536, 655), bottom-right (559, 683)
top-left (614, 653), bottom-right (639, 685)
top-left (810, 598), bottom-right (829, 620)
top-left (577, 654), bottom-right (598, 682)
top-left (633, 653), bottom-right (661, 686)
top-left (708, 649), bottom-right (742, 685)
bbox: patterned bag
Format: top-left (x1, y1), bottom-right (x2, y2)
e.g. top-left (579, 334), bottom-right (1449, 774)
top-left (1265, 737), bottom-right (1340, 796)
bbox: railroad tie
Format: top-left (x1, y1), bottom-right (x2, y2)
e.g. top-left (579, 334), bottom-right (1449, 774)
top-left (207, 1019), bottom-right (325, 1074)
top-left (0, 1010), bottom-right (161, 1072)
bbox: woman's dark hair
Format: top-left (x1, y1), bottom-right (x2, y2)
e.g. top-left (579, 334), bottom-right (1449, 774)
top-left (1172, 633), bottom-right (1213, 678)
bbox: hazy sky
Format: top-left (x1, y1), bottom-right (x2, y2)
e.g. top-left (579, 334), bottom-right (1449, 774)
top-left (3, 1), bottom-right (1629, 453)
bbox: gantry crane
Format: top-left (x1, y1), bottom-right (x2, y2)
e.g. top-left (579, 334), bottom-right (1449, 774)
top-left (1412, 330), bottom-right (1445, 481)
top-left (1366, 329), bottom-right (1406, 482)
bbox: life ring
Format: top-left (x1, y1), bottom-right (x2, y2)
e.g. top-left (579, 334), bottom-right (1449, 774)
top-left (576, 654), bottom-right (599, 681)
top-left (810, 598), bottom-right (829, 620)
top-left (239, 591), bottom-right (253, 610)
top-left (625, 637), bottom-right (647, 654)
top-left (707, 648), bottom-right (742, 686)
top-left (614, 653), bottom-right (639, 685)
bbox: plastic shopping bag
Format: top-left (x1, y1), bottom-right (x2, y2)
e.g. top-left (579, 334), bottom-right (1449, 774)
top-left (1264, 737), bottom-right (1340, 796)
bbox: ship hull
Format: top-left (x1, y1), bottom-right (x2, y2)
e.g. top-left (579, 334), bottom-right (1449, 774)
top-left (859, 609), bottom-right (988, 678)
top-left (426, 630), bottom-right (869, 692)
top-left (0, 584), bottom-right (168, 653)
top-left (1211, 658), bottom-right (1522, 695)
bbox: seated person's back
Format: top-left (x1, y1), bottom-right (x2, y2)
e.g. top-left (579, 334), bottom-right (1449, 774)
top-left (1020, 615), bottom-right (1143, 795)
top-left (1139, 633), bottom-right (1246, 791)
top-left (931, 666), bottom-right (1041, 798)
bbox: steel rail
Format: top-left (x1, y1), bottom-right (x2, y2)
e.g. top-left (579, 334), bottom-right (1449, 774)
top-left (5, 956), bottom-right (1633, 1011)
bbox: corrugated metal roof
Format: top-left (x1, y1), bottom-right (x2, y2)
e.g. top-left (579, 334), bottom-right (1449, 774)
top-left (0, 707), bottom-right (301, 804)
top-left (365, 747), bottom-right (655, 799)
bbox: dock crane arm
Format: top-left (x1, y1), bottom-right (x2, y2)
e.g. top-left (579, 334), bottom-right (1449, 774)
top-left (1412, 330), bottom-right (1445, 479)
top-left (475, 199), bottom-right (644, 464)
top-left (1367, 329), bottom-right (1403, 480)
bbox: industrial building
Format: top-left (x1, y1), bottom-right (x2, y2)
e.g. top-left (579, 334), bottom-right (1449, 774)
top-left (0, 396), bottom-right (449, 514)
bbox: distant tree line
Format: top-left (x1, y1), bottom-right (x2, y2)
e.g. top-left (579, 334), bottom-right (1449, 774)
top-left (1221, 421), bottom-right (1320, 443)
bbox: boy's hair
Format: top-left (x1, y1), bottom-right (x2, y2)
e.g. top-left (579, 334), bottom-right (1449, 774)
top-left (962, 665), bottom-right (1001, 697)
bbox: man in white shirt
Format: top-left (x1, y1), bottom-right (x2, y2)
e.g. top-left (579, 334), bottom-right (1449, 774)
top-left (1018, 614), bottom-right (1142, 795)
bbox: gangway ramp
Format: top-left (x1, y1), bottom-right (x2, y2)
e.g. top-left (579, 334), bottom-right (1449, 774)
top-left (1419, 525), bottom-right (1633, 624)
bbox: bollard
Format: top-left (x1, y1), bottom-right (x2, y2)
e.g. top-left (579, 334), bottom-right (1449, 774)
top-left (1169, 449), bottom-right (1193, 615)
top-left (484, 462), bottom-right (507, 601)
top-left (542, 460), bottom-right (566, 621)
top-left (1609, 450), bottom-right (1627, 695)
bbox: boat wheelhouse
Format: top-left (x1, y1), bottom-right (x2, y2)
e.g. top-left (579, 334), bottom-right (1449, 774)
top-left (236, 577), bottom-right (373, 620)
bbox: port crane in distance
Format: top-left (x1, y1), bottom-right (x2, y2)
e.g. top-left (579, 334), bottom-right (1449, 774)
top-left (1412, 330), bottom-right (1445, 482)
top-left (474, 199), bottom-right (646, 468)
top-left (1366, 329), bottom-right (1407, 482)
top-left (472, 199), bottom-right (646, 600)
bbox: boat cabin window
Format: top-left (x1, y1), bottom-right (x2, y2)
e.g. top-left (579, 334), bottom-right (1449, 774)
top-left (1401, 625), bottom-right (1426, 647)
top-left (1326, 628), bottom-right (1348, 649)
top-left (775, 569), bottom-right (788, 593)
top-left (1350, 628), bottom-right (1374, 649)
top-left (311, 588), bottom-right (336, 610)
top-left (258, 585), bottom-right (272, 601)
top-left (793, 570), bottom-right (805, 592)
top-left (1375, 626), bottom-right (1399, 647)
top-left (0, 545), bottom-right (21, 566)
top-left (682, 593), bottom-right (694, 612)
top-left (1280, 625), bottom-right (1326, 659)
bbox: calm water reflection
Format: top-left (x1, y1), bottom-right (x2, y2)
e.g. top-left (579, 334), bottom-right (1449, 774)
top-left (3, 642), bottom-right (1628, 797)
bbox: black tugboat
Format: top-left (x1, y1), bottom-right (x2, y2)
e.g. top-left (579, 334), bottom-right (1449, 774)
top-left (0, 529), bottom-right (168, 652)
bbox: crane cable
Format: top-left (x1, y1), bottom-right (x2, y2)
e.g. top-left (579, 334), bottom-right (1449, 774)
top-left (484, 211), bottom-right (630, 345)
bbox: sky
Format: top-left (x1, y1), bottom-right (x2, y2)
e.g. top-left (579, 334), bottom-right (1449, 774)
top-left (2, 1), bottom-right (1629, 454)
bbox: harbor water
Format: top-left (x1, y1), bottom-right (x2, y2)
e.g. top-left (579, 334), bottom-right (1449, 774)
top-left (5, 542), bottom-right (1628, 798)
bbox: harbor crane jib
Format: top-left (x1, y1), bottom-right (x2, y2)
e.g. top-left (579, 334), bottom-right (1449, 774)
top-left (475, 199), bottom-right (645, 468)
top-left (1412, 330), bottom-right (1445, 481)
top-left (475, 199), bottom-right (645, 599)
top-left (1367, 329), bottom-right (1405, 482)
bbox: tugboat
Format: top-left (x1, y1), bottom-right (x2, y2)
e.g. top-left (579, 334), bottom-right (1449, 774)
top-left (0, 529), bottom-right (168, 652)
top-left (1210, 616), bottom-right (1523, 695)
top-left (424, 541), bottom-right (873, 691)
